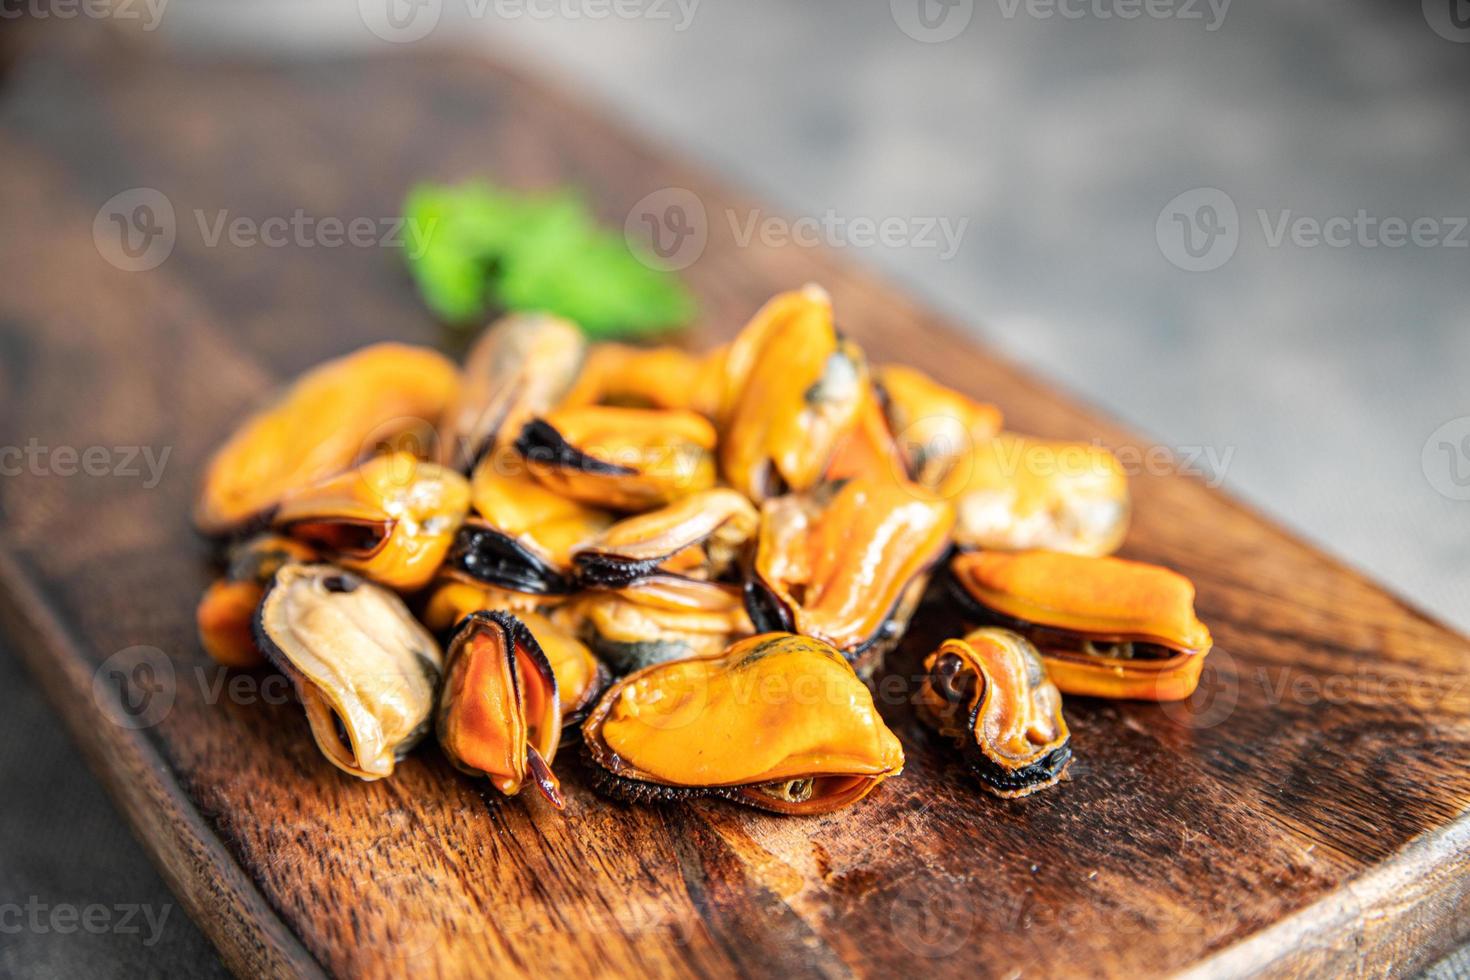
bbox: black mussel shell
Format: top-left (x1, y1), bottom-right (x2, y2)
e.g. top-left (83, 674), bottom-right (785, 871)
top-left (446, 522), bottom-right (573, 595)
top-left (514, 419), bottom-right (638, 476)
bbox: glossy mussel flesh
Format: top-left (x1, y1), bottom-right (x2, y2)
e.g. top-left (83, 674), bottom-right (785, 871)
top-left (255, 563), bottom-right (444, 780)
top-left (917, 628), bottom-right (1072, 798)
top-left (949, 550), bottom-right (1213, 701)
top-left (438, 313), bottom-right (586, 469)
top-left (421, 588), bottom-right (607, 722)
top-left (950, 434), bottom-right (1129, 556)
top-left (747, 477), bottom-right (954, 676)
top-left (436, 611), bottom-right (567, 807)
top-left (442, 449), bottom-right (614, 597)
top-left (582, 632), bottom-right (904, 814)
top-left (718, 286), bottom-right (869, 501)
top-left (572, 488), bottom-right (757, 588)
top-left (196, 533), bottom-right (316, 668)
top-left (561, 575), bottom-right (753, 674)
top-left (273, 452), bottom-right (470, 592)
top-left (874, 363), bottom-right (1002, 493)
top-left (196, 343), bottom-right (459, 534)
top-left (516, 406), bottom-right (717, 511)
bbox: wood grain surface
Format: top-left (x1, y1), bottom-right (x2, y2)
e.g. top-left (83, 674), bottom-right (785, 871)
top-left (1, 23), bottom-right (1468, 980)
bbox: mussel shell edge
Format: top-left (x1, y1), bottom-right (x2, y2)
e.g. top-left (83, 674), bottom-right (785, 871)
top-left (446, 523), bottom-right (573, 595)
top-left (572, 552), bottom-right (665, 590)
top-left (514, 419), bottom-right (639, 476)
top-left (966, 739), bottom-right (1072, 798)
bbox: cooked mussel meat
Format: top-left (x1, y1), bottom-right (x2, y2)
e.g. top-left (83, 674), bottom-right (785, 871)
top-left (196, 343), bottom-right (459, 534)
top-left (519, 611), bottom-right (608, 721)
top-left (875, 364), bottom-right (1003, 493)
top-left (821, 384), bottom-right (904, 486)
top-left (196, 534), bottom-right (316, 668)
top-left (445, 453), bottom-right (614, 594)
top-left (573, 488), bottom-right (758, 588)
top-left (719, 285), bottom-right (869, 501)
top-left (273, 452), bottom-right (470, 592)
top-left (949, 550), bottom-right (1212, 701)
top-left (917, 628), bottom-right (1071, 798)
top-left (439, 313), bottom-right (585, 469)
top-left (747, 477), bottom-right (954, 676)
top-left (436, 611), bottom-right (566, 807)
top-left (422, 578), bottom-right (559, 632)
top-left (951, 434), bottom-right (1129, 556)
top-left (562, 575), bottom-right (753, 674)
top-left (557, 343), bottom-right (707, 412)
top-left (255, 563), bottom-right (443, 780)
top-left (516, 406), bottom-right (717, 511)
top-left (582, 632), bottom-right (904, 814)
top-left (421, 581), bottom-right (608, 718)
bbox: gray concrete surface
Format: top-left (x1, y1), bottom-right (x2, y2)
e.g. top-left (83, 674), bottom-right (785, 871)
top-left (3, 0), bottom-right (1467, 975)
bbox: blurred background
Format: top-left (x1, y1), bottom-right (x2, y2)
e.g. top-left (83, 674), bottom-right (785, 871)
top-left (2, 1), bottom-right (1467, 976)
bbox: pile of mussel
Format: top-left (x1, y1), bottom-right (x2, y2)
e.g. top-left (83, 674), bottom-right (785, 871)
top-left (194, 285), bottom-right (1211, 813)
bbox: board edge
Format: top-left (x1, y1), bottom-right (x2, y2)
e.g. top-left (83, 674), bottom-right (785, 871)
top-left (0, 543), bottom-right (326, 980)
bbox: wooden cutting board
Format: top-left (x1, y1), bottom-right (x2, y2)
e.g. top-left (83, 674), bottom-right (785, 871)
top-left (2, 24), bottom-right (1467, 980)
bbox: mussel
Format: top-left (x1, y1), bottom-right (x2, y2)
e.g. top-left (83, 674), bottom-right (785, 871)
top-left (821, 384), bottom-right (904, 486)
top-left (195, 343), bottom-right (459, 534)
top-left (519, 611), bottom-right (609, 722)
top-left (874, 364), bottom-right (1003, 493)
top-left (917, 628), bottom-right (1072, 798)
top-left (196, 534), bottom-right (316, 668)
top-left (515, 406), bottom-right (718, 511)
top-left (562, 575), bottom-right (753, 674)
top-left (436, 611), bottom-right (566, 807)
top-left (445, 452), bottom-right (614, 594)
top-left (572, 488), bottom-right (758, 588)
top-left (422, 578), bottom-right (559, 632)
top-left (445, 519), bottom-right (578, 597)
top-left (438, 313), bottom-right (585, 470)
top-left (747, 477), bottom-right (955, 676)
top-left (719, 285), bottom-right (869, 501)
top-left (950, 434), bottom-right (1129, 556)
top-left (422, 589), bottom-right (607, 721)
top-left (272, 452), bottom-right (470, 592)
top-left (948, 550), bottom-right (1212, 701)
top-left (710, 286), bottom-right (825, 421)
top-left (255, 563), bottom-right (443, 780)
top-left (557, 343), bottom-right (707, 412)
top-left (582, 632), bottom-right (904, 814)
